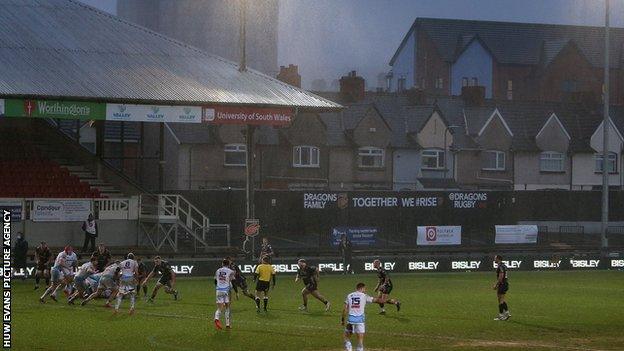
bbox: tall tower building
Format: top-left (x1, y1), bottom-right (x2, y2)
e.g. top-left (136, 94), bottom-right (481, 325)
top-left (118, 0), bottom-right (279, 76)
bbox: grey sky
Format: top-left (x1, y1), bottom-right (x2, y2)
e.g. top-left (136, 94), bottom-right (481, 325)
top-left (82, 0), bottom-right (621, 89)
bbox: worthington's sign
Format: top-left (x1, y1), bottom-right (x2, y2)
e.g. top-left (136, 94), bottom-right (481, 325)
top-left (3, 99), bottom-right (105, 120)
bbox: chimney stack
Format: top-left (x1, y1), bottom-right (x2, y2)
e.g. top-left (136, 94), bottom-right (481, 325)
top-left (405, 88), bottom-right (427, 105)
top-left (276, 64), bottom-right (301, 88)
top-left (461, 86), bottom-right (486, 106)
top-left (339, 71), bottom-right (365, 102)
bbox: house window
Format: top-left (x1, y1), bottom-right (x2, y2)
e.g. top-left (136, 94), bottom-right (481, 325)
top-left (462, 77), bottom-right (469, 87)
top-left (561, 79), bottom-right (578, 93)
top-left (482, 150), bottom-right (505, 171)
top-left (397, 77), bottom-right (406, 92)
top-left (421, 149), bottom-right (445, 170)
top-left (506, 80), bottom-right (513, 100)
top-left (293, 146), bottom-right (320, 168)
top-left (594, 152), bottom-right (617, 173)
top-left (358, 147), bottom-right (384, 168)
top-left (224, 144), bottom-right (246, 166)
top-left (435, 77), bottom-right (444, 89)
top-left (471, 77), bottom-right (478, 86)
top-left (540, 151), bottom-right (564, 172)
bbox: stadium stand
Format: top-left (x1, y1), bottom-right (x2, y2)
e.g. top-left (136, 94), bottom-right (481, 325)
top-left (0, 126), bottom-right (101, 198)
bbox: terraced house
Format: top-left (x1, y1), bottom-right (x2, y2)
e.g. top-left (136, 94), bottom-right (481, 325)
top-left (126, 68), bottom-right (624, 192)
top-left (389, 18), bottom-right (624, 104)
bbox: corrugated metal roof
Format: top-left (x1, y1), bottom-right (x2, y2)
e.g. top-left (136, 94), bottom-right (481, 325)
top-left (0, 0), bottom-right (341, 110)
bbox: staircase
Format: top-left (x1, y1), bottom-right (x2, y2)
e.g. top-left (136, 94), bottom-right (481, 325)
top-left (139, 194), bottom-right (231, 253)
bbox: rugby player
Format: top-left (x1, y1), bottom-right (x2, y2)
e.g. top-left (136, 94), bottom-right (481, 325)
top-left (253, 256), bottom-right (275, 312)
top-left (142, 256), bottom-right (179, 302)
top-left (259, 237), bottom-right (274, 263)
top-left (341, 282), bottom-right (384, 351)
top-left (115, 253), bottom-right (139, 315)
top-left (493, 254), bottom-right (511, 321)
top-left (295, 259), bottom-right (330, 312)
top-left (136, 257), bottom-right (148, 299)
top-left (372, 259), bottom-right (400, 314)
top-left (214, 259), bottom-right (235, 330)
top-left (81, 261), bottom-right (121, 308)
top-left (227, 257), bottom-right (255, 301)
top-left (68, 257), bottom-right (98, 304)
top-left (34, 241), bottom-right (52, 290)
top-left (39, 246), bottom-right (77, 303)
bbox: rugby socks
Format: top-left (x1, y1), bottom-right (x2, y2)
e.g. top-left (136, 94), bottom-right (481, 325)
top-left (115, 295), bottom-right (122, 311)
top-left (142, 285), bottom-right (148, 296)
top-left (41, 285), bottom-right (53, 299)
top-left (225, 308), bottom-right (230, 326)
top-left (214, 309), bottom-right (221, 320)
top-left (501, 302), bottom-right (509, 313)
top-left (498, 304), bottom-right (504, 314)
top-left (263, 297), bottom-right (269, 310)
top-left (130, 294), bottom-right (136, 309)
top-left (355, 343), bottom-right (363, 351)
top-left (344, 340), bottom-right (353, 351)
top-left (45, 276), bottom-right (50, 286)
top-left (35, 275), bottom-right (40, 286)
top-left (255, 297), bottom-right (261, 309)
top-left (379, 303), bottom-right (385, 309)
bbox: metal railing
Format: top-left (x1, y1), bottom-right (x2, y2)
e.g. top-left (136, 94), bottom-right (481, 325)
top-left (139, 194), bottom-right (231, 252)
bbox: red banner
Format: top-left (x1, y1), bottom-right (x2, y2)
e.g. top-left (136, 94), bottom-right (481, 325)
top-left (202, 106), bottom-right (293, 126)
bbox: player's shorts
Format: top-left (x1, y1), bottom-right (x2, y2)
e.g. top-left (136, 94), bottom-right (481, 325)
top-left (157, 275), bottom-right (172, 286)
top-left (256, 280), bottom-right (270, 292)
top-left (98, 275), bottom-right (117, 290)
top-left (304, 282), bottom-right (318, 292)
top-left (119, 276), bottom-right (136, 295)
top-left (345, 323), bottom-right (365, 334)
top-left (497, 281), bottom-right (509, 295)
top-left (216, 290), bottom-right (230, 304)
top-left (36, 262), bottom-right (49, 271)
top-left (51, 267), bottom-right (64, 282)
top-left (379, 283), bottom-right (393, 295)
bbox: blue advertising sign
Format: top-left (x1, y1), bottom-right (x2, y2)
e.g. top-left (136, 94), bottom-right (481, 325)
top-left (0, 200), bottom-right (23, 221)
top-left (331, 227), bottom-right (377, 246)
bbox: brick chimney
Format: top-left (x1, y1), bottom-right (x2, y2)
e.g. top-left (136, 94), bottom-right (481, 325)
top-left (276, 64), bottom-right (301, 88)
top-left (405, 88), bottom-right (427, 105)
top-left (340, 71), bottom-right (365, 102)
top-left (461, 86), bottom-right (486, 106)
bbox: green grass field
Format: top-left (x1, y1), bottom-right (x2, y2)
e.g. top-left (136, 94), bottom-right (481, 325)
top-left (11, 271), bottom-right (624, 351)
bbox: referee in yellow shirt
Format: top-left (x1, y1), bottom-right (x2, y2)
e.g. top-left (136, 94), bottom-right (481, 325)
top-left (254, 256), bottom-right (276, 312)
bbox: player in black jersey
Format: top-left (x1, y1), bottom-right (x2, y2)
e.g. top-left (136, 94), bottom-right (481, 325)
top-left (493, 255), bottom-right (511, 321)
top-left (295, 259), bottom-right (330, 312)
top-left (372, 259), bottom-right (401, 314)
top-left (136, 257), bottom-right (148, 299)
top-left (226, 256), bottom-right (255, 301)
top-left (142, 256), bottom-right (179, 302)
top-left (34, 241), bottom-right (52, 290)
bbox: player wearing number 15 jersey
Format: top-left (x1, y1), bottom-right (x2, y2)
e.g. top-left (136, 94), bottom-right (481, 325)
top-left (341, 282), bottom-right (383, 351)
top-left (214, 259), bottom-right (235, 330)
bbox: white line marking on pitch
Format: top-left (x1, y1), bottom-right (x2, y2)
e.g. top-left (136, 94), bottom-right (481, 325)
top-left (30, 303), bottom-right (615, 351)
top-left (142, 311), bottom-right (613, 351)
